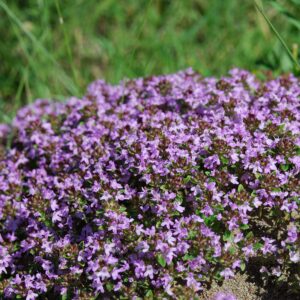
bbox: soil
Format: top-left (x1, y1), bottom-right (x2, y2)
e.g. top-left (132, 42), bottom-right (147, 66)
top-left (199, 272), bottom-right (300, 300)
top-left (199, 273), bottom-right (259, 300)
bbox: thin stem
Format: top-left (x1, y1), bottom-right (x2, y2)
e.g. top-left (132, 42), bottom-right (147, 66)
top-left (54, 0), bottom-right (79, 87)
top-left (254, 0), bottom-right (300, 70)
top-left (0, 1), bottom-right (79, 95)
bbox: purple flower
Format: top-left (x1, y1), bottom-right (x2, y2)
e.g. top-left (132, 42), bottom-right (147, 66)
top-left (97, 267), bottom-right (110, 280)
top-left (135, 241), bottom-right (150, 253)
top-left (144, 265), bottom-right (154, 279)
top-left (0, 247), bottom-right (11, 274)
top-left (174, 202), bottom-right (185, 213)
top-left (289, 251), bottom-right (300, 263)
top-left (220, 268), bottom-right (234, 279)
top-left (0, 69), bottom-right (299, 298)
top-left (204, 155), bottom-right (220, 170)
top-left (134, 261), bottom-right (146, 279)
top-left (213, 292), bottom-right (237, 300)
top-left (26, 290), bottom-right (38, 300)
top-left (0, 124), bottom-right (10, 139)
top-left (186, 273), bottom-right (202, 292)
top-left (261, 237), bottom-right (277, 255)
top-left (287, 226), bottom-right (298, 243)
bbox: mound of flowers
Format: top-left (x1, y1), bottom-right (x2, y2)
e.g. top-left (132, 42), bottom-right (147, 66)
top-left (0, 69), bottom-right (299, 299)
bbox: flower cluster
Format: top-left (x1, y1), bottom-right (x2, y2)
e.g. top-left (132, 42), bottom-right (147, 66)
top-left (212, 292), bottom-right (237, 300)
top-left (0, 69), bottom-right (299, 299)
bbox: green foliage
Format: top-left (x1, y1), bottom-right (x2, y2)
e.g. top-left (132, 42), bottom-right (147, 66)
top-left (0, 0), bottom-right (299, 122)
top-left (280, 163), bottom-right (290, 171)
top-left (254, 0), bottom-right (300, 71)
top-left (240, 261), bottom-right (246, 272)
top-left (157, 254), bottom-right (167, 267)
top-left (254, 242), bottom-right (264, 250)
top-left (238, 184), bottom-right (245, 193)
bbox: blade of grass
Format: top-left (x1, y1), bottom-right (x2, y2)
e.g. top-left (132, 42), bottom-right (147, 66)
top-left (127, 0), bottom-right (154, 75)
top-left (254, 0), bottom-right (300, 70)
top-left (10, 21), bottom-right (76, 105)
top-left (54, 0), bottom-right (79, 87)
top-left (0, 1), bottom-right (79, 95)
top-left (117, 0), bottom-right (154, 101)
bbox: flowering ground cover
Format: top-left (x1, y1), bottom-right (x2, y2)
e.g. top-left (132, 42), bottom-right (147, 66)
top-left (1, 1), bottom-right (300, 124)
top-left (0, 69), bottom-right (299, 299)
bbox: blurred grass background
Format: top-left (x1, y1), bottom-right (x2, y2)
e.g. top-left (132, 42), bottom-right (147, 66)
top-left (0, 0), bottom-right (299, 122)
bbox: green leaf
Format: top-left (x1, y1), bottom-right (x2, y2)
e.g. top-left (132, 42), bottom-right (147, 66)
top-left (270, 1), bottom-right (288, 14)
top-left (229, 246), bottom-right (236, 255)
top-left (106, 282), bottom-right (113, 292)
top-left (176, 193), bottom-right (183, 203)
top-left (39, 211), bottom-right (52, 227)
top-left (220, 155), bottom-right (229, 165)
top-left (183, 253), bottom-right (195, 261)
top-left (188, 230), bottom-right (197, 240)
top-left (160, 185), bottom-right (168, 191)
top-left (288, 17), bottom-right (300, 30)
top-left (254, 173), bottom-right (262, 179)
top-left (250, 191), bottom-right (257, 197)
top-left (156, 221), bottom-right (162, 228)
top-left (213, 272), bottom-right (222, 281)
top-left (254, 0), bottom-right (300, 70)
top-left (145, 290), bottom-right (154, 299)
top-left (214, 204), bottom-right (225, 212)
top-left (240, 223), bottom-right (249, 230)
top-left (171, 211), bottom-right (180, 217)
top-left (204, 215), bottom-right (217, 226)
top-left (280, 163), bottom-right (290, 171)
top-left (270, 2), bottom-right (300, 30)
top-left (240, 261), bottom-right (246, 272)
top-left (119, 205), bottom-right (127, 212)
top-left (61, 294), bottom-right (68, 300)
top-left (238, 184), bottom-right (245, 193)
top-left (254, 242), bottom-right (263, 250)
top-left (157, 254), bottom-right (166, 267)
top-left (246, 231), bottom-right (254, 239)
top-left (183, 175), bottom-right (193, 184)
top-left (223, 230), bottom-right (233, 242)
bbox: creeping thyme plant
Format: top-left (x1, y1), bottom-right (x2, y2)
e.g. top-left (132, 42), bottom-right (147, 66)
top-left (0, 69), bottom-right (299, 299)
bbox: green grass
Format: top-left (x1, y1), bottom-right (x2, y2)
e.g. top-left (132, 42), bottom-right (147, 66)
top-left (0, 0), bottom-right (299, 122)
